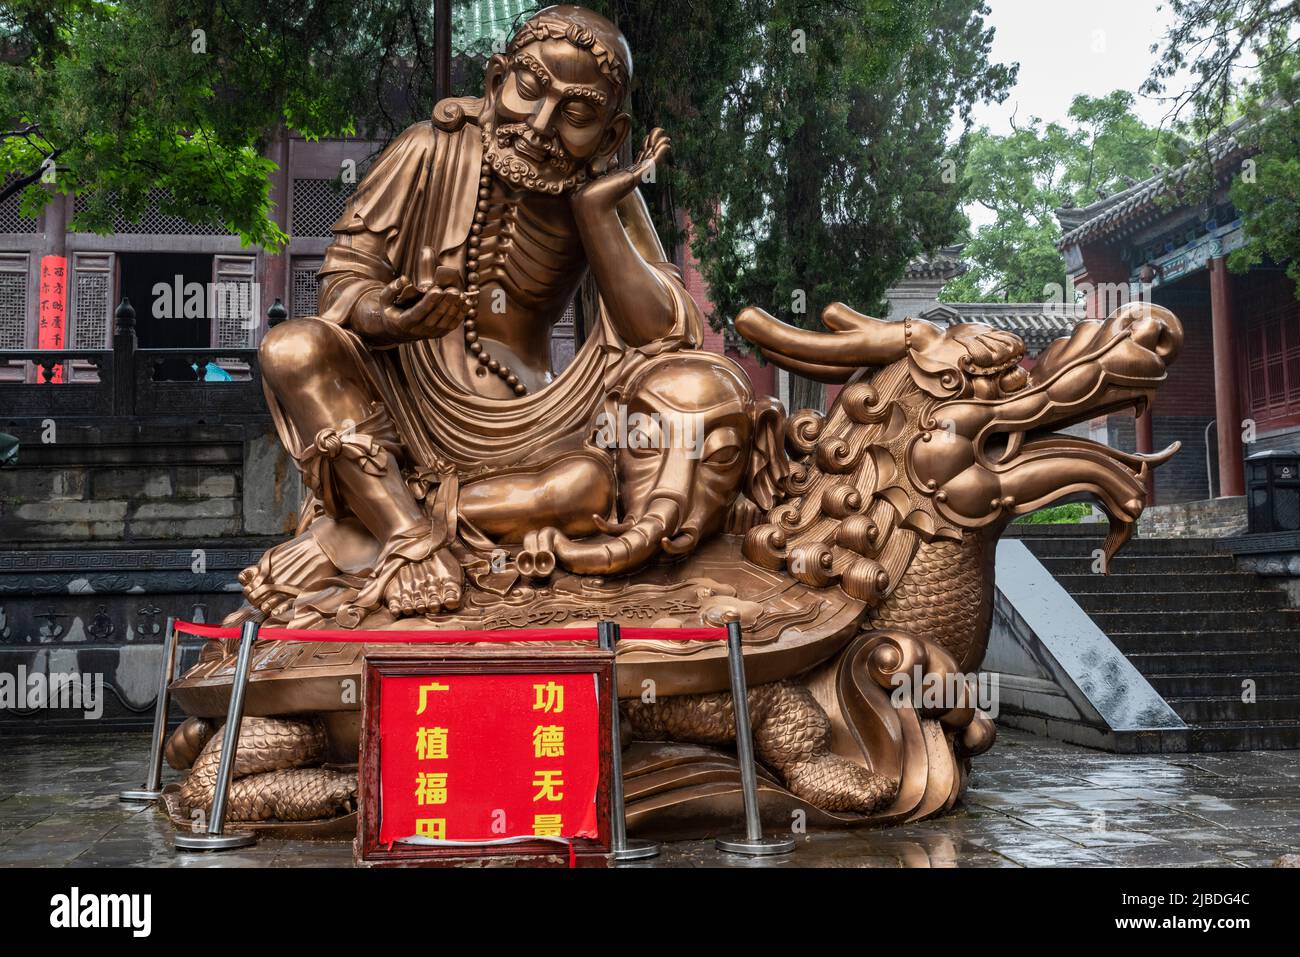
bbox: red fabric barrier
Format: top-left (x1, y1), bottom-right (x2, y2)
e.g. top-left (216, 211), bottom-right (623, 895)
top-left (172, 620), bottom-right (727, 643)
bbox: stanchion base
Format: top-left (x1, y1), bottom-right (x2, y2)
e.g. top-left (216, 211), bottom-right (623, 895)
top-left (610, 838), bottom-right (661, 862)
top-left (118, 788), bottom-right (163, 803)
top-left (715, 834), bottom-right (796, 856)
top-left (173, 831), bottom-right (258, 852)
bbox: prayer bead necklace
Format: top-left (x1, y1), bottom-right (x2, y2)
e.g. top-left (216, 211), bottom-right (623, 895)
top-left (464, 154), bottom-right (527, 397)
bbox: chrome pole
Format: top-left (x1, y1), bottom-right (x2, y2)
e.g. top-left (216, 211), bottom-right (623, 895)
top-left (174, 620), bottom-right (259, 851)
top-left (120, 615), bottom-right (179, 803)
top-left (598, 620), bottom-right (659, 862)
top-left (715, 619), bottom-right (795, 856)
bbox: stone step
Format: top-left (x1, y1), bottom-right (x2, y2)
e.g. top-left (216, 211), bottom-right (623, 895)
top-left (1166, 695), bottom-right (1300, 723)
top-left (1125, 650), bottom-right (1300, 676)
top-left (1073, 590), bottom-right (1288, 613)
top-left (1086, 608), bottom-right (1300, 634)
top-left (1147, 672), bottom-right (1300, 697)
top-left (1052, 572), bottom-right (1261, 594)
top-left (1023, 531), bottom-right (1300, 750)
top-left (1035, 555), bottom-right (1239, 576)
top-left (1107, 631), bottom-right (1300, 654)
top-left (1019, 537), bottom-right (1220, 557)
top-left (1188, 721), bottom-right (1300, 751)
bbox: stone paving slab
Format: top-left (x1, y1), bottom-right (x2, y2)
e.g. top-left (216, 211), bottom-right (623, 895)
top-left (0, 727), bottom-right (1298, 867)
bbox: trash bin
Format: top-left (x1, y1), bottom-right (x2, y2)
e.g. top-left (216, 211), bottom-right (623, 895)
top-left (1246, 448), bottom-right (1300, 533)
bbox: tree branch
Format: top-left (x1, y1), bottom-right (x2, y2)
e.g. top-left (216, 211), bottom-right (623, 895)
top-left (0, 149), bottom-right (60, 205)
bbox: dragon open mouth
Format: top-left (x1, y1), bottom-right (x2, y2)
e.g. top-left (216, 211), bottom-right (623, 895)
top-left (988, 396), bottom-right (1181, 566)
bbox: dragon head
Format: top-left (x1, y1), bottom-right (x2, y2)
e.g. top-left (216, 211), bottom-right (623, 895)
top-left (736, 300), bottom-right (1183, 568)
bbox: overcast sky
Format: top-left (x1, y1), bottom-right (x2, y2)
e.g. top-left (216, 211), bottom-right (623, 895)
top-left (959, 1), bottom-right (1190, 228)
top-left (968, 0), bottom-right (1185, 134)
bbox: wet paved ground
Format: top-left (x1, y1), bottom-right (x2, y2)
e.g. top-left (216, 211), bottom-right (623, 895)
top-left (2, 728), bottom-right (1299, 867)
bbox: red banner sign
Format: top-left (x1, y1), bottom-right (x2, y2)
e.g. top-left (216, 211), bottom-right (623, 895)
top-left (376, 671), bottom-right (601, 846)
top-left (37, 255), bottom-right (67, 382)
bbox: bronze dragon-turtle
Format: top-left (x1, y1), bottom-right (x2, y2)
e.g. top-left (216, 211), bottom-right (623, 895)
top-left (163, 298), bottom-right (1182, 836)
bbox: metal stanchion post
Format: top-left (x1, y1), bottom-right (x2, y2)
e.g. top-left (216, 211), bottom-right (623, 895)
top-left (120, 616), bottom-right (179, 803)
top-left (598, 620), bottom-right (659, 862)
top-left (173, 620), bottom-right (259, 851)
top-left (716, 619), bottom-right (795, 856)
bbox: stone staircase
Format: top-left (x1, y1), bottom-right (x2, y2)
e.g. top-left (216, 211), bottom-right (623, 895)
top-left (1010, 526), bottom-right (1300, 751)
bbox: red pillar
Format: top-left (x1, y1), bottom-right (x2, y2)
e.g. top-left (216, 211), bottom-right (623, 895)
top-left (1134, 266), bottom-right (1156, 502)
top-left (1209, 256), bottom-right (1244, 497)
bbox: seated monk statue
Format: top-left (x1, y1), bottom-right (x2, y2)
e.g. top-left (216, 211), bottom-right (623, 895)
top-left (243, 5), bottom-right (778, 628)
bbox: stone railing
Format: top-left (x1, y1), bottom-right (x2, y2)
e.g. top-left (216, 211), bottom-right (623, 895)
top-left (0, 298), bottom-right (280, 422)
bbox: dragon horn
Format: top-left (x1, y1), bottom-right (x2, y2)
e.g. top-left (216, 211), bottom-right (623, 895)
top-left (734, 304), bottom-right (918, 372)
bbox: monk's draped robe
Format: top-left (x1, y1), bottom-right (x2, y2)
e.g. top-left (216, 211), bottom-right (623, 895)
top-left (268, 106), bottom-right (703, 527)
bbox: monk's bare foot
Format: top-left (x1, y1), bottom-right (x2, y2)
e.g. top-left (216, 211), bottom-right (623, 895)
top-left (384, 548), bottom-right (463, 617)
top-left (239, 530), bottom-right (338, 621)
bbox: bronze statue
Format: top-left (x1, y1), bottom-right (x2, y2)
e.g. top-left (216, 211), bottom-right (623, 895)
top-left (163, 5), bottom-right (1184, 836)
top-left (245, 4), bottom-right (714, 629)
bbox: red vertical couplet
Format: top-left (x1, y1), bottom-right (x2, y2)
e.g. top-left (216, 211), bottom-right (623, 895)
top-left (377, 672), bottom-right (601, 845)
top-left (38, 254), bottom-right (68, 383)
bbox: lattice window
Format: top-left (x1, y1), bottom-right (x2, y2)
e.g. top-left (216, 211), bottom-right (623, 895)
top-left (213, 292), bottom-right (254, 347)
top-left (1246, 281), bottom-right (1300, 423)
top-left (0, 262), bottom-right (27, 348)
top-left (71, 271), bottom-right (110, 348)
top-left (292, 178), bottom-right (355, 238)
top-left (292, 259), bottom-right (323, 317)
top-left (212, 256), bottom-right (258, 349)
top-left (0, 178), bottom-right (39, 234)
top-left (551, 298), bottom-right (577, 373)
top-left (72, 189), bottom-right (231, 235)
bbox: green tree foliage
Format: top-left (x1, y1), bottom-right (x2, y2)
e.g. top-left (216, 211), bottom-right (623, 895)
top-left (943, 92), bottom-right (1170, 303)
top-left (0, 0), bottom-right (455, 249)
top-left (2, 0), bottom-right (1012, 335)
top-left (1230, 59), bottom-right (1300, 288)
top-left (1145, 1), bottom-right (1300, 294)
top-left (594, 0), bottom-right (1013, 330)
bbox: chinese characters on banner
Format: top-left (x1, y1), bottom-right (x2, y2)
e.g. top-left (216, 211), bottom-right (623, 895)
top-left (377, 672), bottom-right (601, 845)
top-left (37, 255), bottom-right (68, 383)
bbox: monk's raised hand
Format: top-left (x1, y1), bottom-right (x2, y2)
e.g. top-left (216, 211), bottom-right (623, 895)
top-left (570, 128), bottom-right (672, 222)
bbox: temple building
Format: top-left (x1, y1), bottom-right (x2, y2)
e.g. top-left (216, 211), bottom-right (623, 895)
top-left (1056, 118), bottom-right (1300, 517)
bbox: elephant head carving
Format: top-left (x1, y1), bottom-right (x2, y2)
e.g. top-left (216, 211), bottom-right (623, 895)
top-left (516, 352), bottom-right (787, 577)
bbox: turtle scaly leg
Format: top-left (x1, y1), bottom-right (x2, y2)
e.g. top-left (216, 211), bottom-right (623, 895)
top-left (622, 681), bottom-right (898, 813)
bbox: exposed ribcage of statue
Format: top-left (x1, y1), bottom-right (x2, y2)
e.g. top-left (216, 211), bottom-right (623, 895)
top-left (472, 189), bottom-right (585, 313)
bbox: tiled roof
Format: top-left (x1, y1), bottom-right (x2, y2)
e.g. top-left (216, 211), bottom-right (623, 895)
top-left (455, 0), bottom-right (538, 49)
top-left (1055, 116), bottom-right (1254, 250)
top-left (904, 244), bottom-right (968, 280)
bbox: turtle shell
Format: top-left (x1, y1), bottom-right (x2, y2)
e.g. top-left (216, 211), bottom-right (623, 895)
top-left (169, 535), bottom-right (867, 723)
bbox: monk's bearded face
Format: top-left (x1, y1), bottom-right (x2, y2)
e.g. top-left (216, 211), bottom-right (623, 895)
top-left (484, 38), bottom-right (624, 195)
